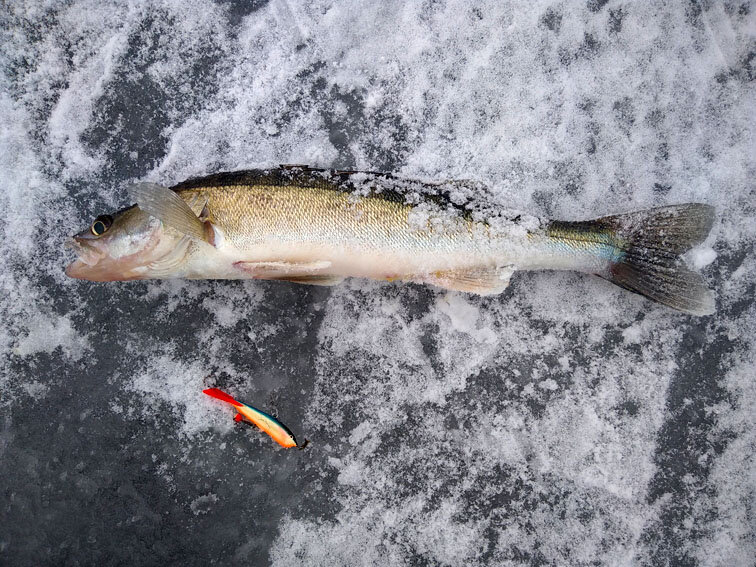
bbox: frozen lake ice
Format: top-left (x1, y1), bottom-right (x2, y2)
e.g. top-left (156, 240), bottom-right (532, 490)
top-left (1, 1), bottom-right (754, 565)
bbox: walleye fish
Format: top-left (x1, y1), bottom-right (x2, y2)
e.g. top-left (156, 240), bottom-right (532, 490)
top-left (66, 166), bottom-right (715, 315)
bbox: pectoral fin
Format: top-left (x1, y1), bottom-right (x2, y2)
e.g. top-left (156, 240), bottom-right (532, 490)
top-left (128, 182), bottom-right (214, 245)
top-left (233, 261), bottom-right (344, 286)
top-left (424, 266), bottom-right (514, 295)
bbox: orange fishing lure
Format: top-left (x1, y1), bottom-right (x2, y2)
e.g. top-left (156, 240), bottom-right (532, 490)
top-left (203, 388), bottom-right (307, 449)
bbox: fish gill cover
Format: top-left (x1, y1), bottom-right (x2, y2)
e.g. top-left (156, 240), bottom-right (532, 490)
top-left (0, 1), bottom-right (754, 566)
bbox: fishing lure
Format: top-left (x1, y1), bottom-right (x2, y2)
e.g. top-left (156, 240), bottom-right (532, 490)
top-left (203, 388), bottom-right (307, 449)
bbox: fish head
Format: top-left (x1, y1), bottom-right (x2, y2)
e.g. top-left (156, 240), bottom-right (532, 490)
top-left (65, 205), bottom-right (182, 281)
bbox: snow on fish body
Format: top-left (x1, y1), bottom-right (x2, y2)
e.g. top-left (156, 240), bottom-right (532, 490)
top-left (66, 167), bottom-right (715, 315)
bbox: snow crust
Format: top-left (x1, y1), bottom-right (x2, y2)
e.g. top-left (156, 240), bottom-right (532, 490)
top-left (1, 1), bottom-right (754, 565)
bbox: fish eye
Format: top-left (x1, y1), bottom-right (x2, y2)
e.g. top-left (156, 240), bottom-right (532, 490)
top-left (90, 215), bottom-right (113, 236)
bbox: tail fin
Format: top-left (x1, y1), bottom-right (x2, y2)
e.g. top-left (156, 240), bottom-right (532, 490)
top-left (597, 203), bottom-right (715, 315)
top-left (203, 388), bottom-right (241, 406)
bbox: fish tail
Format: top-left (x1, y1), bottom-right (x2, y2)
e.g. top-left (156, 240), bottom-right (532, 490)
top-left (202, 387), bottom-right (241, 407)
top-left (548, 203), bottom-right (715, 315)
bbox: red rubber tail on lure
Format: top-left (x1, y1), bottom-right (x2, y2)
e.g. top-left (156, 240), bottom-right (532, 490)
top-left (203, 387), bottom-right (241, 407)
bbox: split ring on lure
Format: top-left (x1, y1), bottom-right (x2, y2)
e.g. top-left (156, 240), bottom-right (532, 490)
top-left (203, 387), bottom-right (308, 449)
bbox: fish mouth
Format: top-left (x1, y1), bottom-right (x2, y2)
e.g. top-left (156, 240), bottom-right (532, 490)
top-left (65, 237), bottom-right (106, 266)
top-left (64, 236), bottom-right (144, 281)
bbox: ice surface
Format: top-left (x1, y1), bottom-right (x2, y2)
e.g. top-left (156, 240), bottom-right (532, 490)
top-left (1, 1), bottom-right (754, 565)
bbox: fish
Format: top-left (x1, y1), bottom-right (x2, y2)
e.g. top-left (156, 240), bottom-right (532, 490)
top-left (202, 387), bottom-right (305, 449)
top-left (66, 166), bottom-right (715, 315)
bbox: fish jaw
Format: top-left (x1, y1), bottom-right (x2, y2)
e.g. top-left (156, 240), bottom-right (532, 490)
top-left (65, 236), bottom-right (135, 281)
top-left (64, 230), bottom-right (160, 282)
top-left (65, 257), bottom-right (147, 281)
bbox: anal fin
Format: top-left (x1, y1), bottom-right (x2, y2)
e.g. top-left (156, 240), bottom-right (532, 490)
top-left (424, 266), bottom-right (514, 296)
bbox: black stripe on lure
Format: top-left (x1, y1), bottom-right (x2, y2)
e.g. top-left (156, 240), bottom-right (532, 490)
top-left (203, 388), bottom-right (308, 449)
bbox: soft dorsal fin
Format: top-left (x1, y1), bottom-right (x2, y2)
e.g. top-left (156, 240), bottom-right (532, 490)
top-left (128, 182), bottom-right (207, 242)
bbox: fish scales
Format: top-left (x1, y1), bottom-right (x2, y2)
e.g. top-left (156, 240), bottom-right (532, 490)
top-left (178, 183), bottom-right (475, 252)
top-left (170, 170), bottom-right (494, 282)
